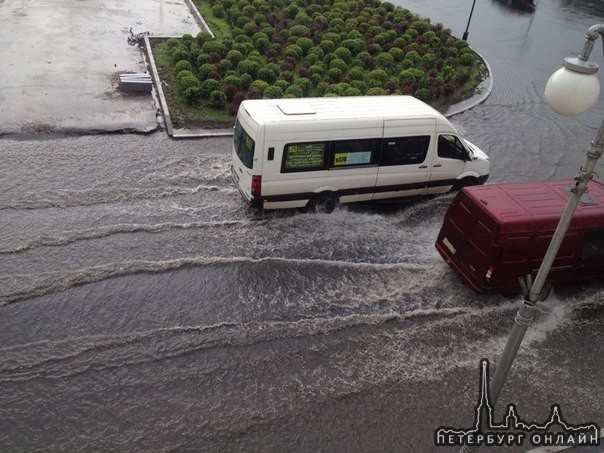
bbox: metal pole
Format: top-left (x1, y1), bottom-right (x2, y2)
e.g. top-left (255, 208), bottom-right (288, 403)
top-left (461, 120), bottom-right (604, 453)
top-left (463, 0), bottom-right (477, 41)
top-left (460, 25), bottom-right (604, 450)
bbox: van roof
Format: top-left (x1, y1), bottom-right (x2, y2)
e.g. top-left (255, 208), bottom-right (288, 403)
top-left (463, 179), bottom-right (604, 232)
top-left (239, 95), bottom-right (450, 125)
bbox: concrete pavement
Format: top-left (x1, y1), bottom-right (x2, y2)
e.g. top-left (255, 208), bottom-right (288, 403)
top-left (0, 0), bottom-right (200, 136)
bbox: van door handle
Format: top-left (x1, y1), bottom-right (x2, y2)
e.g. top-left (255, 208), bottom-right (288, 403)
top-left (433, 164), bottom-right (442, 167)
top-left (419, 165), bottom-right (428, 168)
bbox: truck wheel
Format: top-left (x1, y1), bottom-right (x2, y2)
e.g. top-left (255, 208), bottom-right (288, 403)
top-left (312, 194), bottom-right (338, 213)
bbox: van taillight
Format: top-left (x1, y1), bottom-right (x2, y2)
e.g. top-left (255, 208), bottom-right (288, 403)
top-left (251, 175), bottom-right (262, 197)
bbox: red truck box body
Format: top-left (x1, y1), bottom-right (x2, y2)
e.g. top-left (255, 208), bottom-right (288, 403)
top-left (435, 179), bottom-right (604, 294)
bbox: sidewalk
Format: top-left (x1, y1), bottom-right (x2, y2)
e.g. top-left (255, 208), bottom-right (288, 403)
top-left (0, 0), bottom-right (200, 136)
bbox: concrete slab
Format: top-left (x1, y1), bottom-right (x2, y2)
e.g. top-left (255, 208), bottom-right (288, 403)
top-left (0, 0), bottom-right (200, 135)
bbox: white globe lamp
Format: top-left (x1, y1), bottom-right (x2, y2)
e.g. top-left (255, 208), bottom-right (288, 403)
top-left (545, 57), bottom-right (600, 116)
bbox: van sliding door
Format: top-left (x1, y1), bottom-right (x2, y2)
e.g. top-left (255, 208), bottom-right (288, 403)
top-left (373, 119), bottom-right (435, 200)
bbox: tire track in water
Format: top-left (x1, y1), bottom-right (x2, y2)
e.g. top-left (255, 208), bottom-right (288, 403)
top-left (0, 184), bottom-right (237, 210)
top-left (0, 307), bottom-right (474, 383)
top-left (0, 219), bottom-right (258, 254)
top-left (0, 256), bottom-right (435, 306)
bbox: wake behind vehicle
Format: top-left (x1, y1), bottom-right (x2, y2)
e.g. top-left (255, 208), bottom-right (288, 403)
top-left (231, 96), bottom-right (490, 212)
top-left (436, 179), bottom-right (604, 294)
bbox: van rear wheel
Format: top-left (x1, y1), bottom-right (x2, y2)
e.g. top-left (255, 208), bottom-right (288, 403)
top-left (311, 194), bottom-right (338, 213)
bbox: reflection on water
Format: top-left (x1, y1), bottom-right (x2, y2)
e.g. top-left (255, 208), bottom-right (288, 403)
top-left (491, 0), bottom-right (536, 15)
top-left (559, 0), bottom-right (604, 19)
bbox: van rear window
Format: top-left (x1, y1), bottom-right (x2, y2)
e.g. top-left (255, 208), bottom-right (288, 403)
top-left (234, 120), bottom-right (255, 169)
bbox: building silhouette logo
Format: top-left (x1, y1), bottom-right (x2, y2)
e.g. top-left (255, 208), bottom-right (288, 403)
top-left (434, 359), bottom-right (601, 448)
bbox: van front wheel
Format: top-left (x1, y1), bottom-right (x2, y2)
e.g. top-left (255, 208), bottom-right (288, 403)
top-left (311, 194), bottom-right (338, 214)
top-left (453, 177), bottom-right (478, 191)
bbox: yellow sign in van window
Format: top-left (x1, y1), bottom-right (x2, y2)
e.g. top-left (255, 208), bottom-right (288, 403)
top-left (285, 143), bottom-right (325, 169)
top-left (334, 151), bottom-right (372, 166)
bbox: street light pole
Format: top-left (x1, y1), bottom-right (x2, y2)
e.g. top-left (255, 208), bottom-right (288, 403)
top-left (463, 0), bottom-right (477, 41)
top-left (460, 24), bottom-right (604, 453)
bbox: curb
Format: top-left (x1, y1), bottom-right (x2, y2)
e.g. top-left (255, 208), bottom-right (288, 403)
top-left (446, 49), bottom-right (494, 118)
top-left (183, 0), bottom-right (214, 38)
top-left (144, 35), bottom-right (233, 139)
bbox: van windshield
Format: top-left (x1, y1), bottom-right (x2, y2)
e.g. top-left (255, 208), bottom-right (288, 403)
top-left (234, 120), bottom-right (255, 169)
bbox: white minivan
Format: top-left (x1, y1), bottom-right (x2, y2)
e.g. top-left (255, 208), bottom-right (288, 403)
top-left (231, 95), bottom-right (490, 212)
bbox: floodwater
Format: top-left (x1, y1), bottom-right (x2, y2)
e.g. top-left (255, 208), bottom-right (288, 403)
top-left (1, 0), bottom-right (604, 452)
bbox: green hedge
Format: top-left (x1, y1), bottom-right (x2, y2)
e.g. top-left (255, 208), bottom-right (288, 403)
top-left (153, 0), bottom-right (486, 125)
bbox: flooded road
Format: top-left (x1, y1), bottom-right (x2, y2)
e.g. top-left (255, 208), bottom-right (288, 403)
top-left (1, 0), bottom-right (604, 452)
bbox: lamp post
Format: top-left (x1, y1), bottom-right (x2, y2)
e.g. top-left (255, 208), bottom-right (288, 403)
top-left (460, 24), bottom-right (604, 453)
top-left (463, 0), bottom-right (477, 41)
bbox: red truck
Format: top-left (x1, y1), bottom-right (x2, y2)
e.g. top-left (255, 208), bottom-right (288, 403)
top-left (435, 179), bottom-right (604, 294)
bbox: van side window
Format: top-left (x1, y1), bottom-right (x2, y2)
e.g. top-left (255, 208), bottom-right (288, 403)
top-left (381, 136), bottom-right (430, 166)
top-left (582, 230), bottom-right (604, 256)
top-left (331, 138), bottom-right (380, 168)
top-left (282, 142), bottom-right (327, 172)
top-left (438, 135), bottom-right (467, 160)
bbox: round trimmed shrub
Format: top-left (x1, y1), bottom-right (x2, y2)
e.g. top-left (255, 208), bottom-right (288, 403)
top-left (237, 59), bottom-right (262, 78)
top-left (284, 85), bottom-right (303, 98)
top-left (263, 85), bottom-right (283, 99)
top-left (209, 90), bottom-right (227, 108)
top-left (334, 47), bottom-right (353, 64)
top-left (366, 87), bottom-right (386, 95)
top-left (212, 4), bottom-right (226, 18)
top-left (224, 74), bottom-right (242, 89)
top-left (284, 44), bottom-right (303, 60)
top-left (176, 70), bottom-right (195, 82)
top-left (414, 88), bottom-right (431, 101)
top-left (329, 58), bottom-right (348, 72)
top-left (227, 49), bottom-right (243, 65)
top-left (179, 75), bottom-right (200, 103)
top-left (348, 67), bottom-right (365, 81)
top-left (290, 25), bottom-right (310, 37)
top-left (166, 38), bottom-right (180, 49)
top-left (294, 77), bottom-right (312, 95)
top-left (459, 53), bottom-right (475, 66)
top-left (251, 79), bottom-right (269, 93)
top-left (258, 67), bottom-right (277, 84)
top-left (368, 68), bottom-right (388, 83)
top-left (320, 40), bottom-right (336, 54)
top-left (343, 87), bottom-right (362, 96)
top-left (376, 52), bottom-right (394, 68)
top-left (328, 67), bottom-right (343, 82)
top-left (201, 40), bottom-right (226, 56)
top-left (199, 63), bottom-right (216, 80)
top-left (296, 37), bottom-right (314, 56)
top-left (309, 64), bottom-right (324, 76)
top-left (388, 47), bottom-right (404, 62)
top-left (200, 79), bottom-right (221, 98)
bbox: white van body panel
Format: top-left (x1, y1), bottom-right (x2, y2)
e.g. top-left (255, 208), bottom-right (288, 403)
top-left (231, 96), bottom-right (490, 211)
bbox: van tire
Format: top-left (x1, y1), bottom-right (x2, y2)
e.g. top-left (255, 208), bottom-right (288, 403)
top-left (311, 194), bottom-right (338, 213)
top-left (453, 177), bottom-right (478, 191)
